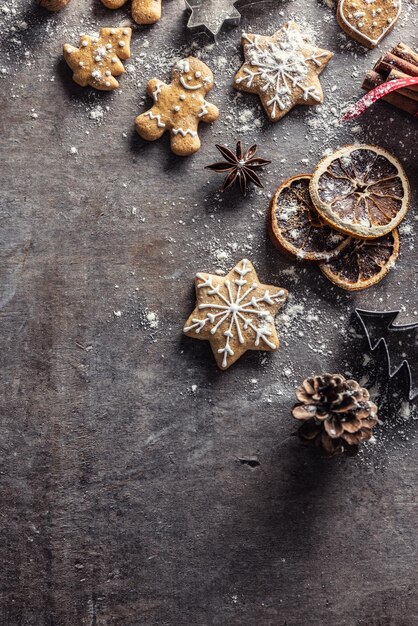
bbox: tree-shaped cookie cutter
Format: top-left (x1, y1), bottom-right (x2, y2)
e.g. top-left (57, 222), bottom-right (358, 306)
top-left (185, 0), bottom-right (266, 40)
top-left (356, 308), bottom-right (418, 402)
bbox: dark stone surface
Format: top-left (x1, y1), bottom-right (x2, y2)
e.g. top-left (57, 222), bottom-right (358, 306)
top-left (1, 1), bottom-right (417, 624)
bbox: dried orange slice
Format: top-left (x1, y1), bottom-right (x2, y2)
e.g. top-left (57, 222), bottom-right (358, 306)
top-left (310, 145), bottom-right (410, 239)
top-left (269, 174), bottom-right (351, 262)
top-left (319, 228), bottom-right (400, 291)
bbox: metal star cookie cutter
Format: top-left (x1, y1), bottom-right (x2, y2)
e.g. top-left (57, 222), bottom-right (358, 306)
top-left (185, 0), bottom-right (265, 40)
top-left (356, 308), bottom-right (418, 402)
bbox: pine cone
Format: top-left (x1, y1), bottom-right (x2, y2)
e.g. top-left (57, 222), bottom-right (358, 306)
top-left (292, 374), bottom-right (378, 456)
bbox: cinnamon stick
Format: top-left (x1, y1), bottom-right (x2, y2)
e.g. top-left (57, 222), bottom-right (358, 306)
top-left (374, 52), bottom-right (418, 78)
top-left (362, 42), bottom-right (418, 117)
top-left (362, 70), bottom-right (418, 116)
top-left (391, 43), bottom-right (418, 68)
top-left (387, 69), bottom-right (418, 100)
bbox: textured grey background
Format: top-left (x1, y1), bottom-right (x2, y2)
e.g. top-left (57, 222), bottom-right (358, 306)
top-left (1, 0), bottom-right (417, 624)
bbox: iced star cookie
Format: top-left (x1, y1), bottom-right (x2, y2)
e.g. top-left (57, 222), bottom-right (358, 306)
top-left (184, 259), bottom-right (288, 370)
top-left (63, 28), bottom-right (131, 91)
top-left (337, 0), bottom-right (402, 49)
top-left (135, 57), bottom-right (219, 157)
top-left (233, 21), bottom-right (333, 122)
top-left (100, 0), bottom-right (161, 24)
top-left (39, 0), bottom-right (70, 9)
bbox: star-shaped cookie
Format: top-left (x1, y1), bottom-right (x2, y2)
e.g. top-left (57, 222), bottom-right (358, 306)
top-left (233, 21), bottom-right (333, 121)
top-left (184, 259), bottom-right (288, 370)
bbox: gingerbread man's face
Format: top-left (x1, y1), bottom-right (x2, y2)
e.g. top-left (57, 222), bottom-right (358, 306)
top-left (171, 58), bottom-right (214, 94)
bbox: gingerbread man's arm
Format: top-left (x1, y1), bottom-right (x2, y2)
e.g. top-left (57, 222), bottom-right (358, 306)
top-left (146, 78), bottom-right (167, 102)
top-left (198, 100), bottom-right (219, 124)
top-left (132, 0), bottom-right (161, 24)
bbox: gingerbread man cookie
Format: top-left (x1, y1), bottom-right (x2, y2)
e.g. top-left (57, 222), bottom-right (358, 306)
top-left (184, 259), bottom-right (288, 370)
top-left (38, 0), bottom-right (70, 9)
top-left (337, 0), bottom-right (402, 49)
top-left (135, 57), bottom-right (219, 157)
top-left (233, 21), bottom-right (333, 122)
top-left (100, 0), bottom-right (161, 24)
top-left (63, 28), bottom-right (131, 91)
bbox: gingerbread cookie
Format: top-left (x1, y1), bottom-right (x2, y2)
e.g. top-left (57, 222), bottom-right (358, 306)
top-left (337, 0), bottom-right (402, 49)
top-left (135, 57), bottom-right (219, 157)
top-left (63, 28), bottom-right (131, 91)
top-left (233, 21), bottom-right (333, 122)
top-left (100, 0), bottom-right (161, 24)
top-left (184, 259), bottom-right (288, 370)
top-left (39, 0), bottom-right (70, 10)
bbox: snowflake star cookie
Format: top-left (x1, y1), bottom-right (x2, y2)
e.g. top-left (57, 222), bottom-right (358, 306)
top-left (135, 57), bottom-right (219, 157)
top-left (337, 0), bottom-right (402, 49)
top-left (233, 21), bottom-right (333, 122)
top-left (184, 259), bottom-right (288, 370)
top-left (63, 28), bottom-right (131, 91)
top-left (100, 0), bottom-right (161, 25)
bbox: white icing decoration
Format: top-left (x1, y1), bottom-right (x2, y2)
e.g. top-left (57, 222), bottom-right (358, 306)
top-left (178, 60), bottom-right (190, 73)
top-left (180, 76), bottom-right (203, 90)
top-left (184, 259), bottom-right (286, 369)
top-left (152, 82), bottom-right (162, 101)
top-left (145, 111), bottom-right (166, 128)
top-left (236, 25), bottom-right (329, 118)
top-left (172, 128), bottom-right (197, 137)
top-left (95, 46), bottom-right (107, 57)
top-left (198, 100), bottom-right (209, 117)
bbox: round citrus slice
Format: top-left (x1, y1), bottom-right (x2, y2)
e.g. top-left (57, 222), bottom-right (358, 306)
top-left (269, 174), bottom-right (351, 262)
top-left (319, 228), bottom-right (400, 291)
top-left (310, 145), bottom-right (410, 239)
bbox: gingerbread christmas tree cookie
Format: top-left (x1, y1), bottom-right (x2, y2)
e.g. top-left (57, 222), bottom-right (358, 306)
top-left (100, 0), bottom-right (162, 24)
top-left (233, 21), bottom-right (333, 122)
top-left (135, 57), bottom-right (219, 157)
top-left (184, 259), bottom-right (288, 370)
top-left (63, 28), bottom-right (131, 91)
top-left (337, 0), bottom-right (402, 49)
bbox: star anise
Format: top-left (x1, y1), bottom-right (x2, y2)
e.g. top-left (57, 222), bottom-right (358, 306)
top-left (205, 141), bottom-right (271, 196)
